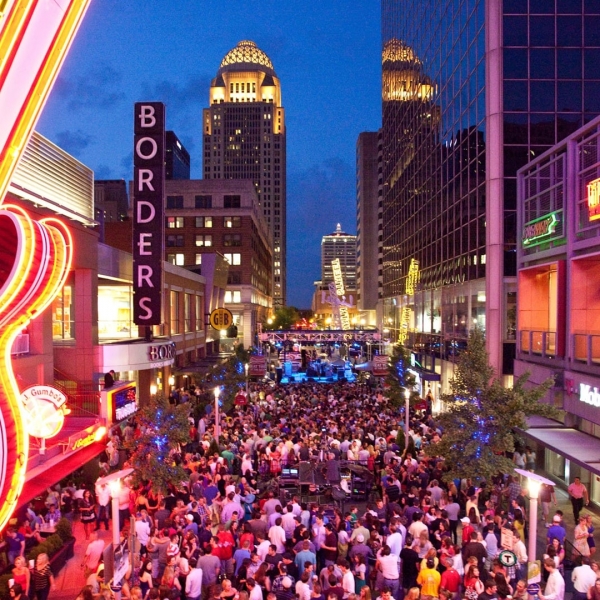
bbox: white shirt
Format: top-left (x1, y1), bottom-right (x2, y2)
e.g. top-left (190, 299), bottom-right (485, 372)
top-left (135, 520), bottom-right (151, 545)
top-left (269, 524), bottom-right (286, 553)
top-left (342, 570), bottom-right (356, 597)
top-left (185, 567), bottom-right (203, 598)
top-left (544, 569), bottom-right (565, 600)
top-left (378, 554), bottom-right (400, 579)
top-left (249, 586), bottom-right (263, 600)
top-left (296, 580), bottom-right (312, 600)
top-left (257, 540), bottom-right (270, 562)
top-left (572, 564), bottom-right (596, 593)
top-left (408, 520), bottom-right (428, 540)
top-left (386, 532), bottom-right (403, 558)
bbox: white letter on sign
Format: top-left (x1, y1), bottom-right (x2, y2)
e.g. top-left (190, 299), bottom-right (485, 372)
top-left (136, 201), bottom-right (155, 224)
top-left (135, 137), bottom-right (158, 160)
top-left (137, 265), bottom-right (154, 288)
top-left (138, 233), bottom-right (152, 255)
top-left (138, 168), bottom-right (155, 192)
top-left (139, 105), bottom-right (156, 127)
top-left (138, 298), bottom-right (153, 320)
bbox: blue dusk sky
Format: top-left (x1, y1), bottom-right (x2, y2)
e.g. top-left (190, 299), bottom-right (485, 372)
top-left (37, 0), bottom-right (382, 309)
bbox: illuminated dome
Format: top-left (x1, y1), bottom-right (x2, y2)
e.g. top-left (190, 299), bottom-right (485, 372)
top-left (382, 39), bottom-right (421, 66)
top-left (218, 40), bottom-right (276, 75)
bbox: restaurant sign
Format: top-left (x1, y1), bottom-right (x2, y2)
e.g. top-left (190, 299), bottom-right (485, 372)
top-left (522, 212), bottom-right (559, 247)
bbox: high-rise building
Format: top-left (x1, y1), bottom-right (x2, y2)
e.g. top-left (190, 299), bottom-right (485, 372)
top-left (166, 131), bottom-right (191, 180)
top-left (356, 131), bottom-right (381, 313)
top-left (381, 0), bottom-right (600, 388)
top-left (94, 179), bottom-right (128, 223)
top-left (203, 40), bottom-right (286, 308)
top-left (321, 223), bottom-right (357, 290)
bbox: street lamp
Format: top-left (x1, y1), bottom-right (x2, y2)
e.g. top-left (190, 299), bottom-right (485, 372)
top-left (514, 468), bottom-right (554, 586)
top-left (214, 387), bottom-right (220, 444)
top-left (404, 388), bottom-right (410, 451)
top-left (244, 363), bottom-right (249, 396)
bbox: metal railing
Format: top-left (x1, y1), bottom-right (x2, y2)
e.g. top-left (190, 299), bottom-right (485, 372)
top-left (53, 367), bottom-right (101, 417)
top-left (573, 333), bottom-right (600, 365)
top-left (519, 330), bottom-right (557, 357)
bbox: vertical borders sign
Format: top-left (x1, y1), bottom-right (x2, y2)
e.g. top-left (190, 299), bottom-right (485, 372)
top-left (133, 102), bottom-right (165, 325)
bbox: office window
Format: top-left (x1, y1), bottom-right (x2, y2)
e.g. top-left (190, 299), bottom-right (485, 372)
top-left (195, 195), bottom-right (212, 208)
top-left (227, 271), bottom-right (242, 284)
top-left (223, 233), bottom-right (242, 246)
top-left (166, 195), bottom-right (184, 209)
top-left (195, 254), bottom-right (202, 265)
top-left (195, 295), bottom-right (203, 331)
top-left (224, 290), bottom-right (241, 303)
top-left (224, 216), bottom-right (241, 228)
top-left (170, 291), bottom-right (180, 334)
top-left (195, 216), bottom-right (213, 228)
top-left (167, 253), bottom-right (185, 266)
top-left (167, 217), bottom-right (184, 228)
top-left (224, 253), bottom-right (241, 265)
top-left (224, 194), bottom-right (241, 208)
top-left (195, 235), bottom-right (212, 247)
top-left (166, 235), bottom-right (184, 247)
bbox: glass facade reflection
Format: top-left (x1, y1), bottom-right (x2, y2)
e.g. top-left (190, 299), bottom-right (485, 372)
top-left (381, 0), bottom-right (600, 380)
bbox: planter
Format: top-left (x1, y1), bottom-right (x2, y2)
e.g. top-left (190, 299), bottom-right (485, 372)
top-left (49, 538), bottom-right (75, 575)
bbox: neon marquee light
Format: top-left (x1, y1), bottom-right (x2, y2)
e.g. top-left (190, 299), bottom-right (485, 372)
top-left (587, 178), bottom-right (600, 221)
top-left (522, 212), bottom-right (559, 247)
top-left (0, 0), bottom-right (91, 533)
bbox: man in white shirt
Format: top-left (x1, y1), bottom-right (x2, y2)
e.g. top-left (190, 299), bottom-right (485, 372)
top-left (281, 506), bottom-right (297, 540)
top-left (540, 558), bottom-right (565, 600)
top-left (248, 577), bottom-right (263, 600)
top-left (134, 512), bottom-right (151, 554)
top-left (572, 557), bottom-right (596, 600)
top-left (386, 524), bottom-right (404, 560)
top-left (340, 560), bottom-right (356, 599)
top-left (408, 512), bottom-right (428, 540)
top-left (269, 517), bottom-right (286, 553)
top-left (185, 558), bottom-right (203, 600)
top-left (256, 532), bottom-right (271, 562)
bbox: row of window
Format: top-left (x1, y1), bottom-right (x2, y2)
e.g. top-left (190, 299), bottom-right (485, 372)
top-left (169, 291), bottom-right (204, 335)
top-left (167, 216), bottom-right (242, 229)
top-left (167, 253), bottom-right (241, 266)
top-left (167, 194), bottom-right (240, 209)
top-left (166, 234), bottom-right (242, 247)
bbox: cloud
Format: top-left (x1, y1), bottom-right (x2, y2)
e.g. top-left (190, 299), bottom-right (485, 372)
top-left (54, 65), bottom-right (126, 111)
top-left (54, 129), bottom-right (94, 155)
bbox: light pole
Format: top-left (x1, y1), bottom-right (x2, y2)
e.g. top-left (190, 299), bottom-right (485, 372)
top-left (514, 468), bottom-right (554, 586)
top-left (404, 388), bottom-right (410, 452)
top-left (214, 386), bottom-right (220, 444)
top-left (244, 363), bottom-right (249, 396)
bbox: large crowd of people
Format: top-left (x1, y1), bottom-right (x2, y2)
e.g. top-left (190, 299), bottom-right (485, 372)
top-left (8, 379), bottom-right (598, 600)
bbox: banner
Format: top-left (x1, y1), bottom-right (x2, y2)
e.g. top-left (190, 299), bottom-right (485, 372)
top-left (249, 356), bottom-right (267, 377)
top-left (372, 355), bottom-right (388, 377)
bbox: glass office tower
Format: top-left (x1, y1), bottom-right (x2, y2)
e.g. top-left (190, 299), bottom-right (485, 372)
top-left (381, 0), bottom-right (600, 384)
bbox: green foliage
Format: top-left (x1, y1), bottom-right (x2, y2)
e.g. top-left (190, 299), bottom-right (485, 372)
top-left (384, 343), bottom-right (418, 408)
top-left (55, 517), bottom-right (73, 542)
top-left (424, 328), bottom-right (557, 482)
top-left (396, 428), bottom-right (405, 449)
top-left (264, 306), bottom-right (301, 330)
top-left (123, 396), bottom-right (191, 494)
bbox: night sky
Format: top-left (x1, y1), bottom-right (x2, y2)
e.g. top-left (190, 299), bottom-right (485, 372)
top-left (37, 0), bottom-right (381, 308)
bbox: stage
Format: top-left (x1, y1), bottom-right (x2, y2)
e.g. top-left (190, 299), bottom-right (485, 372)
top-left (279, 370), bottom-right (357, 385)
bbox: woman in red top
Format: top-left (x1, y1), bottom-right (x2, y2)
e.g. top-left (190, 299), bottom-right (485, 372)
top-left (464, 565), bottom-right (484, 600)
top-left (461, 518), bottom-right (475, 545)
top-left (12, 556), bottom-right (30, 597)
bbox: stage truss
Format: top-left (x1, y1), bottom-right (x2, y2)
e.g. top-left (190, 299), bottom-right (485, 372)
top-left (260, 330), bottom-right (382, 344)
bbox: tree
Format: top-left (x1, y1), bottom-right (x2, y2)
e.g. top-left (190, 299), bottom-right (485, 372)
top-left (264, 306), bottom-right (301, 330)
top-left (385, 343), bottom-right (418, 408)
top-left (424, 328), bottom-right (556, 482)
top-left (124, 396), bottom-right (191, 494)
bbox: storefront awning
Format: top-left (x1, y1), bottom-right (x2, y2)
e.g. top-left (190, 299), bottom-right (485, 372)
top-left (521, 422), bottom-right (600, 477)
top-left (17, 441), bottom-right (106, 508)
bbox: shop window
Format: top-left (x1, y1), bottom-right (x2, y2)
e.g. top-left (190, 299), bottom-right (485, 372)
top-left (224, 253), bottom-right (241, 266)
top-left (224, 216), bottom-right (241, 228)
top-left (170, 291), bottom-right (180, 334)
top-left (52, 285), bottom-right (74, 340)
top-left (97, 284), bottom-right (133, 339)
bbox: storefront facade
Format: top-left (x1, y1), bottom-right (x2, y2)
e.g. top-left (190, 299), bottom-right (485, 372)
top-left (515, 114), bottom-right (600, 502)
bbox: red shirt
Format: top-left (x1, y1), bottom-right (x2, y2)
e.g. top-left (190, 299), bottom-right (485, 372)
top-left (441, 568), bottom-right (461, 593)
top-left (214, 531), bottom-right (235, 560)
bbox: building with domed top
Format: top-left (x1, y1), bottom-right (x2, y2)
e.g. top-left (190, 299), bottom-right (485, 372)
top-left (203, 40), bottom-right (286, 308)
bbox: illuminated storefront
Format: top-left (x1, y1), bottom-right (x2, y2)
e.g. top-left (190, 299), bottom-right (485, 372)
top-left (515, 114), bottom-right (600, 502)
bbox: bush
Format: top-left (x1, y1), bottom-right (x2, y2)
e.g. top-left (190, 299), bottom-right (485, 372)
top-left (26, 542), bottom-right (48, 561)
top-left (45, 534), bottom-right (63, 555)
top-left (55, 518), bottom-right (73, 542)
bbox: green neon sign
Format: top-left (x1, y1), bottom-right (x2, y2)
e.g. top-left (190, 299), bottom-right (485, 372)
top-left (522, 212), bottom-right (559, 247)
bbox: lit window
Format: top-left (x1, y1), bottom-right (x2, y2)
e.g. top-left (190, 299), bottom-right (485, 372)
top-left (195, 254), bottom-right (202, 265)
top-left (224, 253), bottom-right (241, 266)
top-left (195, 235), bottom-right (212, 247)
top-left (224, 216), bottom-right (241, 228)
top-left (167, 253), bottom-right (185, 266)
top-left (170, 291), bottom-right (180, 334)
top-left (224, 290), bottom-right (241, 303)
top-left (167, 217), bottom-right (184, 228)
top-left (195, 216), bottom-right (213, 228)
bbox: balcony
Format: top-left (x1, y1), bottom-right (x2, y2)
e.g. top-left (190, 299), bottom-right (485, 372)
top-left (519, 330), bottom-right (557, 358)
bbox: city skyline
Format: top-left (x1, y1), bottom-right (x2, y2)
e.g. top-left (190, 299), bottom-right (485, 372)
top-left (35, 0), bottom-right (381, 308)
